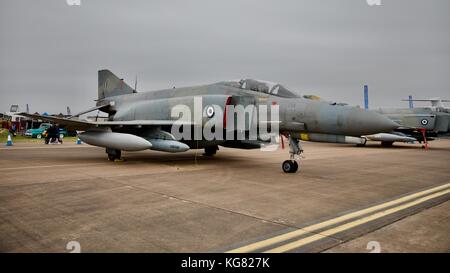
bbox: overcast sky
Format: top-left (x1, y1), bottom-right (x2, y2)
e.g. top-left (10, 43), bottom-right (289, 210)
top-left (1, 0), bottom-right (449, 114)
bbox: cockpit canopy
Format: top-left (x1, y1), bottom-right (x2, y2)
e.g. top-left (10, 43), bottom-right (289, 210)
top-left (223, 79), bottom-right (299, 98)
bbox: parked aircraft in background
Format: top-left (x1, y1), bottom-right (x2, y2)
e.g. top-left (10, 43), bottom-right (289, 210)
top-left (362, 88), bottom-right (450, 147)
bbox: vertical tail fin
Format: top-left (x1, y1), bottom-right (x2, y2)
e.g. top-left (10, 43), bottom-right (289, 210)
top-left (98, 70), bottom-right (135, 100)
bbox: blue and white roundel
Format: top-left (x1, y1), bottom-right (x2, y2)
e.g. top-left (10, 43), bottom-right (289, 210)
top-left (206, 106), bottom-right (215, 118)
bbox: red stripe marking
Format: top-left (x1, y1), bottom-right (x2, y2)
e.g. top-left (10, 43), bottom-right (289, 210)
top-left (223, 96), bottom-right (232, 129)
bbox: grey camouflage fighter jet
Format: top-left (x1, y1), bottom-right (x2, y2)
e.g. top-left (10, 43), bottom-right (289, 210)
top-left (20, 70), bottom-right (398, 173)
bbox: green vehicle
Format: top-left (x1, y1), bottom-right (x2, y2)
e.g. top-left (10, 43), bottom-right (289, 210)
top-left (25, 123), bottom-right (68, 139)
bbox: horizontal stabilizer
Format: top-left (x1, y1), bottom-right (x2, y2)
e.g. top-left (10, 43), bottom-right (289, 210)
top-left (69, 103), bottom-right (111, 118)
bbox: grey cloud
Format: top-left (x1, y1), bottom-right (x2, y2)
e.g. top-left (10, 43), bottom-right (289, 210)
top-left (1, 0), bottom-right (449, 113)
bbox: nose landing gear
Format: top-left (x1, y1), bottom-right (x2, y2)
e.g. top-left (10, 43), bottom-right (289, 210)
top-left (203, 145), bottom-right (219, 156)
top-left (282, 160), bottom-right (298, 173)
top-left (282, 135), bottom-right (303, 173)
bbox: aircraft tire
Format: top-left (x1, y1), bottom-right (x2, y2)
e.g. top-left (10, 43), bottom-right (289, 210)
top-left (282, 160), bottom-right (298, 173)
top-left (107, 149), bottom-right (121, 161)
top-left (381, 141), bottom-right (394, 147)
top-left (204, 146), bottom-right (218, 156)
top-left (292, 161), bottom-right (299, 173)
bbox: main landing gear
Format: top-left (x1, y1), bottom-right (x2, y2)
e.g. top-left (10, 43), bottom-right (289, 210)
top-left (204, 145), bottom-right (219, 156)
top-left (282, 135), bottom-right (303, 173)
top-left (106, 148), bottom-right (122, 161)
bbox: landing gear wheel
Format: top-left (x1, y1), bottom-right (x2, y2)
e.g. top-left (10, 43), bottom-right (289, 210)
top-left (282, 160), bottom-right (298, 173)
top-left (280, 135), bottom-right (303, 173)
top-left (106, 148), bottom-right (121, 161)
top-left (204, 146), bottom-right (218, 156)
top-left (292, 161), bottom-right (299, 173)
top-left (356, 138), bottom-right (367, 147)
top-left (381, 141), bottom-right (394, 147)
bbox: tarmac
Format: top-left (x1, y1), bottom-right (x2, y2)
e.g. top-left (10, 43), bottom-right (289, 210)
top-left (0, 139), bottom-right (449, 253)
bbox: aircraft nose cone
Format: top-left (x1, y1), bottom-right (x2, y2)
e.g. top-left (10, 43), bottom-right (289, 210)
top-left (351, 109), bottom-right (399, 135)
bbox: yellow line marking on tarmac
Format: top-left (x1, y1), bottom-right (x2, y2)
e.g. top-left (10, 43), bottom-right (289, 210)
top-left (265, 188), bottom-right (450, 253)
top-left (227, 182), bottom-right (450, 253)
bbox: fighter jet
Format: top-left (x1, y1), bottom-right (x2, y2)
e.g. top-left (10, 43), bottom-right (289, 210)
top-left (374, 107), bottom-right (450, 146)
top-left (19, 70), bottom-right (398, 173)
top-left (363, 90), bottom-right (450, 147)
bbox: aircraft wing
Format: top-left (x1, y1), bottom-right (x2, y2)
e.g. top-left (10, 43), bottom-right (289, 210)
top-left (18, 113), bottom-right (93, 130)
top-left (18, 112), bottom-right (193, 131)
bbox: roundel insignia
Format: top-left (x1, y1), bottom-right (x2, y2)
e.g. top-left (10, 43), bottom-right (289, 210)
top-left (421, 119), bottom-right (428, 125)
top-left (206, 106), bottom-right (215, 118)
